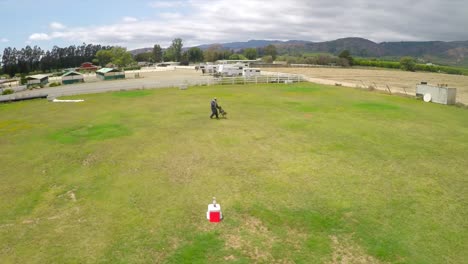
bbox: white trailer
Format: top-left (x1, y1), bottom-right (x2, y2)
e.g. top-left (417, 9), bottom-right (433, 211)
top-left (242, 68), bottom-right (261, 77)
top-left (218, 64), bottom-right (243, 77)
top-left (201, 64), bottom-right (218, 75)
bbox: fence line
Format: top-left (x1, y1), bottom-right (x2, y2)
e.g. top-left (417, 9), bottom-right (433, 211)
top-left (191, 74), bottom-right (305, 86)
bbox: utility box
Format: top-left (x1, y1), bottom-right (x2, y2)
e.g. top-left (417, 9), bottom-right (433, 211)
top-left (416, 84), bottom-right (457, 105)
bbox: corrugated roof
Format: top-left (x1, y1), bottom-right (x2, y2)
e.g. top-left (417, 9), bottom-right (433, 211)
top-left (61, 71), bottom-right (83, 77)
top-left (27, 74), bottom-right (49, 80)
top-left (96, 68), bottom-right (121, 74)
top-left (0, 79), bottom-right (18, 84)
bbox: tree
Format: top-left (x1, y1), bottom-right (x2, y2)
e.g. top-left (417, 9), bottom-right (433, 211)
top-left (262, 55), bottom-right (273, 63)
top-left (134, 52), bottom-right (153, 62)
top-left (110, 47), bottom-right (134, 68)
top-left (152, 44), bottom-right (163, 62)
top-left (96, 47), bottom-right (133, 68)
top-left (168, 38), bottom-right (183, 62)
top-left (400, 56), bottom-right (416, 72)
top-left (203, 44), bottom-right (222, 62)
top-left (243, 48), bottom-right (257, 60)
top-left (163, 47), bottom-right (175, 62)
top-left (338, 50), bottom-right (353, 66)
top-left (264, 44), bottom-right (277, 60)
top-left (187, 47), bottom-right (204, 63)
top-left (180, 51), bottom-right (189, 65)
top-left (96, 49), bottom-right (113, 66)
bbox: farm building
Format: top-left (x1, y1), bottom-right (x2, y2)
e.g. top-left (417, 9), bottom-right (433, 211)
top-left (61, 71), bottom-right (84, 85)
top-left (26, 74), bottom-right (49, 87)
top-left (76, 62), bottom-right (99, 72)
top-left (0, 79), bottom-right (20, 89)
top-left (96, 68), bottom-right (125, 80)
top-left (242, 68), bottom-right (261, 77)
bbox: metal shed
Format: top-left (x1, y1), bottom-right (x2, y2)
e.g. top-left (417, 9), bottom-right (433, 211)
top-left (61, 71), bottom-right (84, 85)
top-left (26, 74), bottom-right (49, 87)
top-left (416, 84), bottom-right (457, 105)
top-left (96, 68), bottom-right (125, 81)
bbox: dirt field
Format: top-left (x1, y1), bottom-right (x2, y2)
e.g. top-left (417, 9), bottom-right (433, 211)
top-left (265, 67), bottom-right (468, 104)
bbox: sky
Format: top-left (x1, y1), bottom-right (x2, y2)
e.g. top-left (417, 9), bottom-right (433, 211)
top-left (1, 0), bottom-right (467, 51)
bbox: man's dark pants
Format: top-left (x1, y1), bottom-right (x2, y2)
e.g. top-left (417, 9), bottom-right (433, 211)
top-left (210, 108), bottom-right (219, 119)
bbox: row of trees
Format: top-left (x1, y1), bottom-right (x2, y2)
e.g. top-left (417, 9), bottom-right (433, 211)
top-left (1, 43), bottom-right (113, 77)
top-left (354, 57), bottom-right (466, 75)
top-left (133, 39), bottom-right (278, 64)
top-left (0, 37), bottom-right (281, 76)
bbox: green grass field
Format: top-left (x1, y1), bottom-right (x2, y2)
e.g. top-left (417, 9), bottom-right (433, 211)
top-left (0, 83), bottom-right (467, 263)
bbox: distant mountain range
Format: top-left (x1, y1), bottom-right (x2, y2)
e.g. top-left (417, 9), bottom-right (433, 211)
top-left (131, 38), bottom-right (468, 67)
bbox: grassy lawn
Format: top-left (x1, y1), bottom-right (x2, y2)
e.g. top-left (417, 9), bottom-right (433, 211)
top-left (0, 83), bottom-right (467, 263)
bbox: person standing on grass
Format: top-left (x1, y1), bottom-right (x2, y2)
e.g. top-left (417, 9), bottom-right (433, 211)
top-left (210, 97), bottom-right (219, 119)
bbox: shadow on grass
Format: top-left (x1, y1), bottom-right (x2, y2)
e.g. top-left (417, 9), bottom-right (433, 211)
top-left (165, 232), bottom-right (224, 264)
top-left (51, 123), bottom-right (131, 144)
top-left (354, 102), bottom-right (400, 111)
top-left (112, 90), bottom-right (153, 98)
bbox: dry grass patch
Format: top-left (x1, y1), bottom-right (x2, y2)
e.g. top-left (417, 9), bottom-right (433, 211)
top-left (265, 67), bottom-right (468, 104)
top-left (328, 235), bottom-right (387, 264)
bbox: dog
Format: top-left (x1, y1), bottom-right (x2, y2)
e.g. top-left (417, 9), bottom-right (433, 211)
top-left (218, 106), bottom-right (227, 118)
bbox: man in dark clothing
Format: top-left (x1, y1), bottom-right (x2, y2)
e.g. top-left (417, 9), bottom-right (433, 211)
top-left (210, 98), bottom-right (219, 119)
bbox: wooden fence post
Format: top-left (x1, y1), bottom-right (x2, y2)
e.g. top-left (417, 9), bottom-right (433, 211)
top-left (386, 84), bottom-right (392, 94)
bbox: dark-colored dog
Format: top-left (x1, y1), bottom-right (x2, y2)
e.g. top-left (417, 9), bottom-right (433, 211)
top-left (218, 106), bottom-right (227, 118)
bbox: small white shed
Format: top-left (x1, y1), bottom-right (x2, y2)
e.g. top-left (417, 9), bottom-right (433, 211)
top-left (416, 84), bottom-right (457, 105)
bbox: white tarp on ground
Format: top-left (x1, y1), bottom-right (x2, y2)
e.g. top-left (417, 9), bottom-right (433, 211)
top-left (52, 99), bottom-right (84, 103)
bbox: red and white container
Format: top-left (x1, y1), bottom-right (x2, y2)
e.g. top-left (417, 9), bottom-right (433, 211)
top-left (207, 197), bottom-right (222, 223)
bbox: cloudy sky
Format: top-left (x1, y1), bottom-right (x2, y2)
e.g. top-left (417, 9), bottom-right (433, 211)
top-left (1, 0), bottom-right (467, 51)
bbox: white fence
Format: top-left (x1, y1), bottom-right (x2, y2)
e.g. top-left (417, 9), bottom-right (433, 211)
top-left (211, 74), bottom-right (304, 85)
top-left (180, 74), bottom-right (305, 87)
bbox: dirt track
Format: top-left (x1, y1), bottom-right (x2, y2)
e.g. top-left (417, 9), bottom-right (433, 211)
top-left (11, 69), bottom-right (211, 98)
top-left (265, 67), bottom-right (468, 104)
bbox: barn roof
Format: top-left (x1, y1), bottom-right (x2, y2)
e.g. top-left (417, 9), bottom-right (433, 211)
top-left (61, 71), bottom-right (83, 77)
top-left (0, 79), bottom-right (18, 84)
top-left (27, 74), bottom-right (49, 80)
top-left (96, 68), bottom-right (122, 74)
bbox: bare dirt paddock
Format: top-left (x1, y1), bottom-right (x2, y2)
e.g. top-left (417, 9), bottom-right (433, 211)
top-left (264, 67), bottom-right (468, 104)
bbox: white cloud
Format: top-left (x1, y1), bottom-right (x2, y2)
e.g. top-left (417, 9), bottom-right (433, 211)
top-left (50, 22), bottom-right (66, 30)
top-left (123, 16), bottom-right (138, 22)
top-left (148, 1), bottom-right (187, 8)
top-left (0, 38), bottom-right (9, 43)
top-left (25, 0), bottom-right (468, 49)
top-left (29, 33), bottom-right (51, 41)
top-left (158, 12), bottom-right (182, 19)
